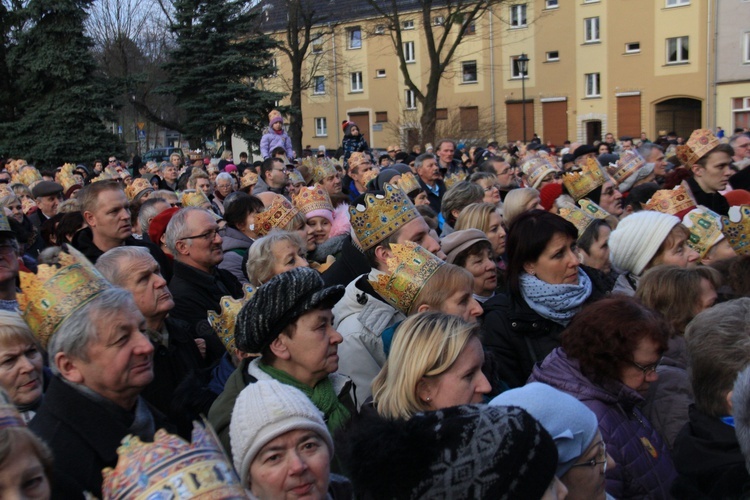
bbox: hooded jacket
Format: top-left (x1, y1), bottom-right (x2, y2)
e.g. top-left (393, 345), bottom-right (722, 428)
top-left (218, 226), bottom-right (253, 284)
top-left (260, 127), bottom-right (294, 159)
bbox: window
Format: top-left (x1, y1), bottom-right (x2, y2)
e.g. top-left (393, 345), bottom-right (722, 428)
top-left (270, 58), bottom-right (278, 77)
top-left (464, 20), bottom-right (476, 35)
top-left (666, 36), bottom-right (689, 64)
top-left (402, 20), bottom-right (414, 30)
top-left (744, 33), bottom-right (750, 63)
top-left (545, 0), bottom-right (558, 8)
top-left (350, 72), bottom-right (363, 92)
top-left (462, 61), bottom-right (478, 83)
top-left (375, 25), bottom-right (385, 35)
top-left (313, 76), bottom-right (325, 95)
top-left (436, 108), bottom-right (448, 120)
top-left (375, 112), bottom-right (388, 122)
top-left (348, 28), bottom-right (362, 49)
top-left (405, 89), bottom-right (417, 110)
top-left (625, 42), bottom-right (641, 53)
top-left (511, 56), bottom-right (529, 79)
top-left (666, 0), bottom-right (690, 6)
top-left (460, 106), bottom-right (479, 132)
top-left (546, 51), bottom-right (559, 62)
top-left (585, 73), bottom-right (600, 97)
top-left (584, 17), bottom-right (600, 43)
top-left (510, 4), bottom-right (527, 28)
top-left (404, 41), bottom-right (415, 63)
top-left (315, 117), bottom-right (327, 136)
top-left (376, 69), bottom-right (386, 78)
top-left (311, 34), bottom-right (323, 54)
top-left (433, 16), bottom-right (445, 26)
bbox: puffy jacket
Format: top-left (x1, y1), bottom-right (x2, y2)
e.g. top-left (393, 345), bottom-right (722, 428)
top-left (218, 226), bottom-right (253, 284)
top-left (260, 129), bottom-right (294, 159)
top-left (529, 348), bottom-right (677, 499)
top-left (342, 135), bottom-right (369, 169)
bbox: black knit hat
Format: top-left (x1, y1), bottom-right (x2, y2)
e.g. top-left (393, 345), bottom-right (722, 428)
top-left (339, 404), bottom-right (559, 499)
top-left (235, 267), bottom-right (344, 353)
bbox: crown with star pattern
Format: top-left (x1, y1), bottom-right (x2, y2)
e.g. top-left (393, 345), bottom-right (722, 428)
top-left (349, 183), bottom-right (420, 250)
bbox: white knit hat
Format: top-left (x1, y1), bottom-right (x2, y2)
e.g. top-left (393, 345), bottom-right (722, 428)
top-left (229, 380), bottom-right (333, 487)
top-left (609, 210), bottom-right (680, 276)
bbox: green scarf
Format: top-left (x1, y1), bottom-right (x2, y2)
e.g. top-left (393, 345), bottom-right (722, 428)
top-left (259, 363), bottom-right (351, 434)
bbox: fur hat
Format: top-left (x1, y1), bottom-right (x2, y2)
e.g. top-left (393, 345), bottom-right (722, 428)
top-left (609, 210), bottom-right (680, 275)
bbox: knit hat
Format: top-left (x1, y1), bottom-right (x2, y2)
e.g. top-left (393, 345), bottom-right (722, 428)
top-left (340, 404), bottom-right (558, 499)
top-left (148, 207), bottom-right (179, 246)
top-left (490, 382), bottom-right (598, 476)
top-left (270, 115), bottom-right (284, 127)
top-left (230, 380), bottom-right (333, 487)
top-left (609, 210), bottom-right (680, 275)
top-left (235, 267), bottom-right (344, 353)
top-left (726, 189), bottom-right (750, 207)
top-left (539, 182), bottom-right (563, 211)
top-left (440, 229), bottom-right (490, 264)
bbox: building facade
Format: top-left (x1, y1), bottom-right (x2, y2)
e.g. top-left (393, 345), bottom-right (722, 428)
top-left (714, 0), bottom-right (750, 133)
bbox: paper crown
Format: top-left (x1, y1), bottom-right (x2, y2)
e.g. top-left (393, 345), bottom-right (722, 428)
top-left (21, 198), bottom-right (37, 215)
top-left (349, 183), bottom-right (420, 250)
top-left (0, 211), bottom-right (11, 233)
top-left (348, 152), bottom-right (369, 170)
top-left (562, 157), bottom-right (606, 200)
top-left (360, 168), bottom-right (379, 188)
top-left (241, 170), bottom-right (259, 190)
top-left (522, 153), bottom-right (560, 189)
top-left (677, 129), bottom-right (721, 167)
top-left (92, 165), bottom-right (121, 183)
top-left (101, 420), bottom-right (246, 499)
top-left (0, 389), bottom-right (25, 430)
top-left (255, 196), bottom-right (299, 236)
top-left (292, 184), bottom-right (333, 215)
top-left (558, 200), bottom-right (610, 239)
top-left (397, 172), bottom-right (421, 195)
top-left (124, 178), bottom-right (153, 201)
top-left (607, 150), bottom-right (644, 186)
top-left (207, 284), bottom-right (255, 354)
top-left (18, 246), bottom-right (113, 349)
top-left (370, 241), bottom-right (445, 314)
top-left (13, 166), bottom-right (42, 187)
top-left (287, 168), bottom-right (305, 186)
top-left (643, 185), bottom-right (696, 216)
top-left (682, 207), bottom-right (725, 258)
top-left (310, 158), bottom-right (338, 184)
top-left (722, 205), bottom-right (750, 255)
top-left (57, 163), bottom-right (82, 195)
top-left (180, 190), bottom-right (210, 208)
top-left (0, 184), bottom-right (12, 198)
top-left (444, 171), bottom-right (467, 190)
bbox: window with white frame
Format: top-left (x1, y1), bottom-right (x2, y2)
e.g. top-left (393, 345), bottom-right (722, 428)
top-left (350, 72), bottom-right (363, 92)
top-left (404, 41), bottom-right (415, 63)
top-left (625, 42), bottom-right (641, 53)
top-left (585, 73), bottom-right (600, 97)
top-left (511, 56), bottom-right (529, 78)
top-left (545, 0), bottom-right (558, 8)
top-left (546, 51), bottom-right (559, 62)
top-left (313, 76), bottom-right (325, 95)
top-left (375, 25), bottom-right (385, 35)
top-left (315, 117), bottom-right (327, 136)
top-left (510, 4), bottom-right (527, 28)
top-left (666, 0), bottom-right (690, 6)
top-left (584, 17), bottom-right (600, 43)
top-left (433, 16), bottom-right (445, 26)
top-left (348, 27), bottom-right (362, 49)
top-left (402, 19), bottom-right (414, 30)
top-left (311, 33), bottom-right (323, 53)
top-left (376, 69), bottom-right (386, 78)
top-left (405, 89), bottom-right (417, 109)
top-left (462, 61), bottom-right (478, 83)
top-left (744, 32), bottom-right (750, 63)
top-left (666, 36), bottom-right (689, 64)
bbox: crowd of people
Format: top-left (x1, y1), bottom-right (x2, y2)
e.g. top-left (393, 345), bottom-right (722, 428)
top-left (1, 116), bottom-right (750, 499)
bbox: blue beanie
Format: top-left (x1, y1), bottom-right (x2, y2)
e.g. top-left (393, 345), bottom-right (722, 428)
top-left (490, 382), bottom-right (599, 476)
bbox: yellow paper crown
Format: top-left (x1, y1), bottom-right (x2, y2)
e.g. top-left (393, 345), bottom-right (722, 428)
top-left (643, 185), bottom-right (696, 215)
top-left (13, 166), bottom-right (42, 187)
top-left (21, 198), bottom-right (37, 215)
top-left (682, 207), bottom-right (725, 258)
top-left (255, 196), bottom-right (299, 236)
top-left (361, 168), bottom-right (379, 188)
top-left (722, 205), bottom-right (750, 255)
top-left (56, 163), bottom-right (80, 192)
top-left (397, 172), bottom-right (421, 195)
top-left (677, 129), bottom-right (720, 167)
top-left (311, 158), bottom-right (338, 184)
top-left (444, 171), bottom-right (467, 190)
top-left (292, 184), bottom-right (333, 215)
top-left (92, 165), bottom-right (121, 183)
top-left (124, 178), bottom-right (153, 201)
top-left (370, 241), bottom-right (445, 314)
top-left (562, 157), bottom-right (606, 200)
top-left (18, 246), bottom-right (113, 349)
top-left (348, 152), bottom-right (369, 170)
top-left (287, 168), bottom-right (305, 186)
top-left (180, 189), bottom-right (210, 208)
top-left (101, 420), bottom-right (246, 499)
top-left (0, 184), bottom-right (12, 198)
top-left (522, 153), bottom-right (560, 189)
top-left (207, 284), bottom-right (255, 354)
top-left (241, 170), bottom-right (259, 190)
top-left (349, 183), bottom-right (420, 250)
top-left (607, 150), bottom-right (644, 186)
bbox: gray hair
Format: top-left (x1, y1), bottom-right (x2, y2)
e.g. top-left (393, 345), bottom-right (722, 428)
top-left (730, 133), bottom-right (750, 148)
top-left (152, 190), bottom-right (178, 203)
top-left (137, 197), bottom-right (168, 236)
top-left (441, 181), bottom-right (484, 224)
top-left (414, 153), bottom-right (436, 171)
top-left (159, 161), bottom-right (172, 172)
top-left (732, 365), bottom-right (750, 474)
top-left (164, 206), bottom-right (206, 253)
top-left (48, 288), bottom-right (137, 375)
top-left (245, 229), bottom-right (306, 286)
top-left (216, 172), bottom-right (233, 185)
top-left (637, 142), bottom-right (664, 160)
top-left (96, 246), bottom-right (152, 286)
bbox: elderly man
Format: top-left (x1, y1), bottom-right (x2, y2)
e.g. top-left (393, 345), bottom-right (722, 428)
top-left (137, 197), bottom-right (170, 242)
top-left (96, 247), bottom-right (215, 436)
top-left (638, 142), bottom-right (669, 183)
top-left (157, 161), bottom-right (179, 191)
top-left (729, 133), bottom-right (750, 190)
top-left (0, 212), bottom-right (19, 311)
top-left (27, 180), bottom-right (63, 228)
top-left (415, 152), bottom-right (446, 213)
top-left (253, 157), bottom-right (288, 197)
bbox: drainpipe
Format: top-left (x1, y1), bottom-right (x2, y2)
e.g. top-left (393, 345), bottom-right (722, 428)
top-left (489, 8), bottom-right (496, 137)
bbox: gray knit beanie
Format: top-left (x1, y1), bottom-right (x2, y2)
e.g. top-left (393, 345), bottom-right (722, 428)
top-left (609, 210), bottom-right (680, 276)
top-left (235, 267), bottom-right (344, 353)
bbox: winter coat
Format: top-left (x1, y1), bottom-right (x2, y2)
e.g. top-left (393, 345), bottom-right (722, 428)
top-left (310, 234), bottom-right (347, 265)
top-left (260, 129), bottom-right (294, 159)
top-left (218, 226), bottom-right (253, 284)
top-left (641, 335), bottom-right (692, 450)
top-left (417, 175), bottom-right (446, 214)
top-left (332, 272), bottom-right (406, 406)
top-left (342, 135), bottom-right (369, 169)
top-left (685, 177), bottom-right (730, 216)
top-left (612, 272), bottom-right (637, 296)
top-left (321, 235), bottom-right (370, 288)
top-left (252, 176), bottom-right (289, 198)
top-left (529, 348), bottom-right (677, 499)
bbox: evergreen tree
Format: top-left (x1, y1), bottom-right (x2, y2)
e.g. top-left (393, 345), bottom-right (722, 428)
top-left (0, 0), bottom-right (121, 165)
top-left (162, 0), bottom-right (282, 148)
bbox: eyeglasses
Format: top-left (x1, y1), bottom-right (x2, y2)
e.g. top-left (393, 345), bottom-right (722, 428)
top-left (483, 185), bottom-right (498, 192)
top-left (628, 356), bottom-right (663, 376)
top-left (272, 167), bottom-right (288, 173)
top-left (570, 441), bottom-right (608, 473)
top-left (179, 228), bottom-right (219, 241)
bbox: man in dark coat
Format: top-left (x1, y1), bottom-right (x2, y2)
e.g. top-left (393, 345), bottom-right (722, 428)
top-left (27, 180), bottom-right (63, 229)
top-left (415, 153), bottom-right (446, 214)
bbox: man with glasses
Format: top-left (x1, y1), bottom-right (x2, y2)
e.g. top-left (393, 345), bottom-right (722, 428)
top-left (253, 157), bottom-right (289, 198)
top-left (477, 158), bottom-right (518, 202)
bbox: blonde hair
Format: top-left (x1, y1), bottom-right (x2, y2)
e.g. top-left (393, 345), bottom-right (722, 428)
top-left (455, 202), bottom-right (502, 234)
top-left (502, 188), bottom-right (540, 227)
top-left (412, 264), bottom-right (474, 314)
top-left (372, 312), bottom-right (478, 420)
top-left (0, 311), bottom-right (36, 348)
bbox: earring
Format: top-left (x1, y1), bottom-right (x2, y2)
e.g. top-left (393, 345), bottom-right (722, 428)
top-left (530, 270), bottom-right (535, 276)
top-left (425, 397), bottom-right (431, 402)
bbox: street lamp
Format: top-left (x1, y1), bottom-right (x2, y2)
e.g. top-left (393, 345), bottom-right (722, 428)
top-left (517, 53), bottom-right (529, 144)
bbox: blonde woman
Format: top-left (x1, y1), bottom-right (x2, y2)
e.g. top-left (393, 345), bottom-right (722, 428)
top-left (503, 187), bottom-right (543, 227)
top-left (455, 202), bottom-right (507, 259)
top-left (371, 312), bottom-right (491, 420)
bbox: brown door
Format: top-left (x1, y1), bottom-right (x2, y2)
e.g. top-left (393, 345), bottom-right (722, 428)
top-left (585, 121), bottom-right (602, 145)
top-left (542, 101), bottom-right (568, 146)
top-left (617, 95), bottom-right (641, 138)
top-left (348, 112), bottom-right (371, 146)
top-left (506, 101), bottom-right (534, 143)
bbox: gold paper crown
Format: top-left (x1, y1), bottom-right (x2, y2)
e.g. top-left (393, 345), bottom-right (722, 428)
top-left (57, 164), bottom-right (82, 196)
top-left (255, 196), bottom-right (299, 236)
top-left (124, 178), bottom-right (153, 201)
top-left (207, 284), bottom-right (255, 354)
top-left (643, 185), bottom-right (696, 215)
top-left (101, 420), bottom-right (246, 499)
top-left (370, 241), bottom-right (445, 314)
top-left (21, 198), bottom-right (37, 215)
top-left (361, 168), bottom-right (379, 188)
top-left (682, 207), bottom-right (725, 258)
top-left (13, 166), bottom-right (42, 187)
top-left (349, 183), bottom-right (420, 250)
top-left (444, 171), bottom-right (467, 190)
top-left (180, 190), bottom-right (210, 208)
top-left (562, 157), bottom-right (606, 200)
top-left (311, 158), bottom-right (338, 184)
top-left (287, 168), bottom-right (305, 186)
top-left (348, 152), bottom-right (369, 170)
top-left (92, 165), bottom-right (121, 183)
top-left (607, 150), bottom-right (644, 186)
top-left (558, 200), bottom-right (609, 239)
top-left (722, 205), bottom-right (750, 256)
top-left (0, 183), bottom-right (12, 198)
top-left (292, 184), bottom-right (333, 215)
top-left (677, 129), bottom-right (721, 167)
top-left (397, 172), bottom-right (421, 195)
top-left (522, 153), bottom-right (560, 189)
top-left (241, 172), bottom-right (259, 190)
top-left (18, 246), bottom-right (113, 349)
top-left (0, 388), bottom-right (25, 429)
